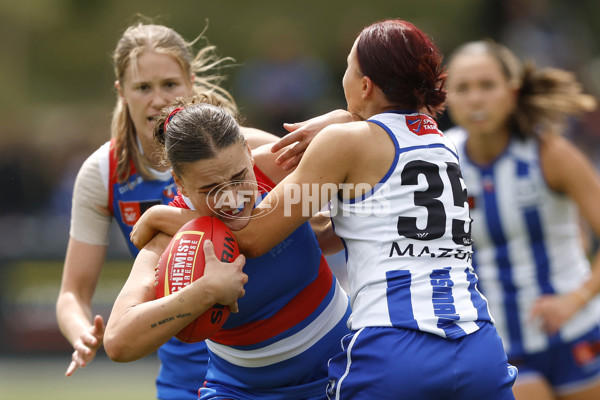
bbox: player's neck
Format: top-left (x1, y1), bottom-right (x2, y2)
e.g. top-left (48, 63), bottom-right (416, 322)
top-left (465, 129), bottom-right (510, 165)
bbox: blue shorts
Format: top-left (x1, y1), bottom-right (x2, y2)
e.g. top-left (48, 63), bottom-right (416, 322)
top-left (200, 380), bottom-right (328, 400)
top-left (156, 338), bottom-right (209, 400)
top-left (509, 325), bottom-right (600, 395)
top-left (327, 323), bottom-right (517, 400)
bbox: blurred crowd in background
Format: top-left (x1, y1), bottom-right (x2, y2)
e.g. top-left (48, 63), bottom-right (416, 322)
top-left (0, 0), bottom-right (599, 353)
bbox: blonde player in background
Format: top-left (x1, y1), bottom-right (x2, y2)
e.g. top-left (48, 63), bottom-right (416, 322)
top-left (55, 21), bottom-right (276, 400)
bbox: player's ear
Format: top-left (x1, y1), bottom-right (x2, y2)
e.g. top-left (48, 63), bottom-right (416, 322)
top-left (115, 80), bottom-right (126, 104)
top-left (509, 81), bottom-right (520, 106)
top-left (362, 75), bottom-right (375, 99)
top-left (172, 172), bottom-right (188, 197)
top-left (246, 143), bottom-right (255, 166)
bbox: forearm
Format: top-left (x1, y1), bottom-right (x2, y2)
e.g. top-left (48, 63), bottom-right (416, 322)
top-left (56, 294), bottom-right (93, 346)
top-left (236, 197), bottom-right (316, 258)
top-left (104, 280), bottom-right (217, 362)
top-left (237, 126), bottom-right (352, 258)
top-left (291, 109), bottom-right (355, 127)
top-left (105, 235), bottom-right (224, 362)
top-left (56, 238), bottom-right (106, 346)
top-left (572, 248), bottom-right (600, 307)
top-left (131, 205), bottom-right (198, 249)
top-left (151, 205), bottom-right (196, 236)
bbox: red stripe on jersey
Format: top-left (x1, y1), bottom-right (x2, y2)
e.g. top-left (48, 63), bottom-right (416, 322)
top-left (252, 164), bottom-right (275, 190)
top-left (169, 195), bottom-right (187, 208)
top-left (108, 139), bottom-right (118, 215)
top-left (107, 138), bottom-right (137, 215)
top-left (210, 256), bottom-right (333, 346)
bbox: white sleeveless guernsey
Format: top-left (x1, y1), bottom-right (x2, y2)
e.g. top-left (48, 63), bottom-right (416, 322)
top-left (331, 111), bottom-right (493, 339)
top-left (448, 127), bottom-right (600, 356)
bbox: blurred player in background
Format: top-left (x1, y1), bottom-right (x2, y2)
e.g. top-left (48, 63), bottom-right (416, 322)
top-left (445, 40), bottom-right (600, 400)
top-left (55, 22), bottom-right (276, 400)
top-left (105, 95), bottom-right (351, 400)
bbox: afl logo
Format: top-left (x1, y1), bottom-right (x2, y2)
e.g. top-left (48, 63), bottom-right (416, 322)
top-left (207, 180), bottom-right (278, 220)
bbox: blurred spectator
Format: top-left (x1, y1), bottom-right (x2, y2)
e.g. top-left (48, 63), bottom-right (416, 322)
top-left (0, 145), bottom-right (51, 216)
top-left (499, 0), bottom-right (592, 71)
top-left (493, 0), bottom-right (600, 164)
top-left (233, 18), bottom-right (335, 135)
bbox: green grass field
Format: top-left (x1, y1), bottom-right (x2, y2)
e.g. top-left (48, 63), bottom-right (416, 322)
top-left (0, 354), bottom-right (159, 399)
top-left (0, 259), bottom-right (161, 398)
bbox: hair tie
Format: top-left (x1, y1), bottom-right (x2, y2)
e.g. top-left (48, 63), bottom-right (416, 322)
top-left (163, 107), bottom-right (185, 131)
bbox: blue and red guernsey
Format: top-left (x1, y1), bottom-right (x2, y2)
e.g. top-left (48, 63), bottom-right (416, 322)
top-left (171, 165), bottom-right (351, 393)
top-left (107, 139), bottom-right (177, 256)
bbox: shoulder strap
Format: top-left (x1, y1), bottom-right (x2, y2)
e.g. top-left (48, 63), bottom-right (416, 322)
top-left (253, 164), bottom-right (275, 191)
top-left (107, 139), bottom-right (136, 215)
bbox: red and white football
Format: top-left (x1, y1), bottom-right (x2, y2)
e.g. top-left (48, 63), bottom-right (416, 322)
top-left (155, 216), bottom-right (239, 343)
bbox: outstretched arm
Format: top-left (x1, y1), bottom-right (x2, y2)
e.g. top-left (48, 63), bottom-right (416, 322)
top-left (235, 123), bottom-right (359, 258)
top-left (56, 238), bottom-right (107, 377)
top-left (129, 135), bottom-right (322, 250)
top-left (56, 152), bottom-right (113, 377)
top-left (130, 118), bottom-right (356, 253)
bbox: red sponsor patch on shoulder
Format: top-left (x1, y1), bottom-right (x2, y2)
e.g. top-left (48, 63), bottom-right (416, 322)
top-left (406, 115), bottom-right (442, 136)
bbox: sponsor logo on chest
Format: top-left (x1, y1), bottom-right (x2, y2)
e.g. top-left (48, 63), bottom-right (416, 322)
top-left (118, 200), bottom-right (161, 226)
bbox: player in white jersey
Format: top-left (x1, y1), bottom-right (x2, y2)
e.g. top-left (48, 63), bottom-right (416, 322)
top-left (445, 40), bottom-right (600, 400)
top-left (226, 19), bottom-right (517, 399)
